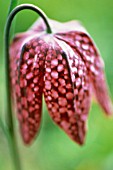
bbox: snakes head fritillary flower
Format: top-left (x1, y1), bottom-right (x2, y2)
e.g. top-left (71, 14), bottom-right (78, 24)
top-left (10, 18), bottom-right (113, 145)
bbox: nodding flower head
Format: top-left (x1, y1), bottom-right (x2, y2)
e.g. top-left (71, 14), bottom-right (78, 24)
top-left (10, 17), bottom-right (113, 145)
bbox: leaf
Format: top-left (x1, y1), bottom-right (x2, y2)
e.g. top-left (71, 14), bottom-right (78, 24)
top-left (8, 0), bottom-right (19, 14)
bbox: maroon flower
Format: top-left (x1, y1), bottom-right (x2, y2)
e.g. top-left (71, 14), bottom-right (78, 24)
top-left (10, 18), bottom-right (113, 145)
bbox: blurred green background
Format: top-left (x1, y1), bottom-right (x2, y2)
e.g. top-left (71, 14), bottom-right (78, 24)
top-left (0, 0), bottom-right (113, 170)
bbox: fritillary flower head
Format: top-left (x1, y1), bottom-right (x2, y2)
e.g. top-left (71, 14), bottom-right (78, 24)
top-left (10, 8), bottom-right (113, 145)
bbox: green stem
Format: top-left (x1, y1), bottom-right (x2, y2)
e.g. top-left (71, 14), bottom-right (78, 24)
top-left (4, 1), bottom-right (22, 170)
top-left (4, 3), bottom-right (52, 170)
top-left (0, 120), bottom-right (21, 170)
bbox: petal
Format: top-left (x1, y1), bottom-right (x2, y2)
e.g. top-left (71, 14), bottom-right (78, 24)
top-left (55, 31), bottom-right (113, 115)
top-left (31, 18), bottom-right (87, 34)
top-left (10, 37), bottom-right (47, 144)
top-left (10, 18), bottom-right (45, 62)
top-left (43, 36), bottom-right (91, 145)
top-left (30, 18), bottom-right (47, 32)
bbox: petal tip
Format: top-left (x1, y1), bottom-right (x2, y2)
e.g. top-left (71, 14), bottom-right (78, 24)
top-left (76, 135), bottom-right (86, 146)
top-left (76, 139), bottom-right (85, 146)
top-left (71, 127), bottom-right (87, 146)
top-left (103, 100), bottom-right (113, 116)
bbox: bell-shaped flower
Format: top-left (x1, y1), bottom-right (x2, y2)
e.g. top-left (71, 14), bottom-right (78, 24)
top-left (10, 18), bottom-right (113, 145)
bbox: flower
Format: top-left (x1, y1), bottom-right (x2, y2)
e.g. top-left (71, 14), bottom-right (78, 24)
top-left (10, 18), bottom-right (113, 145)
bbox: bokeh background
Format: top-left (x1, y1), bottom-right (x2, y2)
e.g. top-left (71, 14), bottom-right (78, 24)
top-left (0, 0), bottom-right (113, 170)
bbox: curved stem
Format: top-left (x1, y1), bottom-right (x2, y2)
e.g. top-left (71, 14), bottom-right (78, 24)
top-left (4, 3), bottom-right (52, 170)
top-left (6, 4), bottom-right (52, 35)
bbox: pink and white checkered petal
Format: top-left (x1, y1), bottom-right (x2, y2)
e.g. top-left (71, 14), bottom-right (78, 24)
top-left (55, 39), bottom-right (91, 144)
top-left (44, 37), bottom-right (91, 145)
top-left (10, 17), bottom-right (45, 64)
top-left (55, 32), bottom-right (113, 115)
top-left (10, 38), bottom-right (47, 144)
